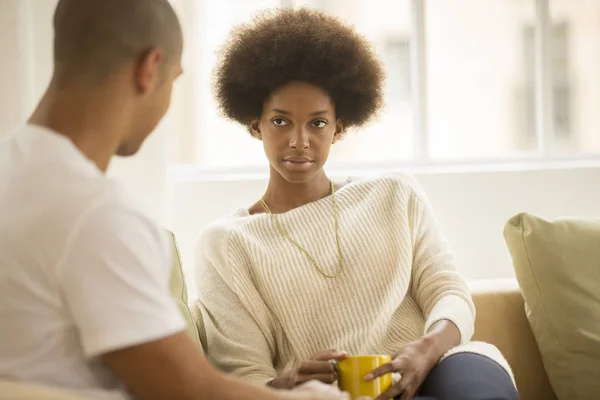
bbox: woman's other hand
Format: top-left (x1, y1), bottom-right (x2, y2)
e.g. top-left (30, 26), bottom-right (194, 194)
top-left (365, 319), bottom-right (461, 399)
top-left (364, 338), bottom-right (438, 400)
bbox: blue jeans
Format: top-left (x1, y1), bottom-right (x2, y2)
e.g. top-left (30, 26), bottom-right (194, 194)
top-left (397, 352), bottom-right (519, 400)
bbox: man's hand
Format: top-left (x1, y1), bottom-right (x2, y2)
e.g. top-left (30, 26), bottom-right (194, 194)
top-left (364, 338), bottom-right (438, 400)
top-left (292, 380), bottom-right (371, 400)
top-left (269, 350), bottom-right (348, 389)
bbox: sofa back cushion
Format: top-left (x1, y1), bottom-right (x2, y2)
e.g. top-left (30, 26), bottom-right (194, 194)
top-left (503, 213), bottom-right (600, 400)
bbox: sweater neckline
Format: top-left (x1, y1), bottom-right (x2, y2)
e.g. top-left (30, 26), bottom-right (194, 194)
top-left (238, 177), bottom-right (354, 218)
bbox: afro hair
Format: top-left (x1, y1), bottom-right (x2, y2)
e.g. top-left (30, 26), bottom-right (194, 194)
top-left (213, 7), bottom-right (385, 136)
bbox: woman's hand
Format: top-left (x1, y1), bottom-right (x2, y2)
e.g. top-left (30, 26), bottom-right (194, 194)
top-left (364, 338), bottom-right (438, 400)
top-left (269, 349), bottom-right (348, 389)
top-left (365, 320), bottom-right (461, 400)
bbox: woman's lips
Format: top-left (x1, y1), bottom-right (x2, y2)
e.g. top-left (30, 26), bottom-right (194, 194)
top-left (282, 159), bottom-right (314, 171)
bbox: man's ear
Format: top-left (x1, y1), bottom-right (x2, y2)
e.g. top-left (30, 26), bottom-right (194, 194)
top-left (250, 120), bottom-right (262, 140)
top-left (134, 48), bottom-right (163, 94)
top-left (332, 119), bottom-right (345, 143)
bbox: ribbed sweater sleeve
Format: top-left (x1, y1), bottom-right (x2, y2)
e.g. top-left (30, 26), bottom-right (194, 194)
top-left (406, 178), bottom-right (476, 344)
top-left (195, 227), bottom-right (277, 385)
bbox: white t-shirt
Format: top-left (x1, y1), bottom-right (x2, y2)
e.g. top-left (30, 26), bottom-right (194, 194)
top-left (0, 125), bottom-right (186, 399)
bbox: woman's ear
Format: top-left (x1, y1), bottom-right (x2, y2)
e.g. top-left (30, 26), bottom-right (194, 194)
top-left (332, 119), bottom-right (345, 143)
top-left (250, 120), bottom-right (262, 140)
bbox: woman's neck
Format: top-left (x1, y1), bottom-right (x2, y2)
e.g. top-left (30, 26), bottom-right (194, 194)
top-left (261, 168), bottom-right (332, 213)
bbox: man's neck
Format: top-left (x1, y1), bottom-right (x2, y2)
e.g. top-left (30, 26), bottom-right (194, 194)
top-left (28, 82), bottom-right (129, 173)
top-left (261, 168), bottom-right (332, 213)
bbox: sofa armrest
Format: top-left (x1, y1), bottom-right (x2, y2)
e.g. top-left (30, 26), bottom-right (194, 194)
top-left (469, 278), bottom-right (557, 400)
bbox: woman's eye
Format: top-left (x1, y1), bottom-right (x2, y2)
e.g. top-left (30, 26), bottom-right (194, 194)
top-left (312, 120), bottom-right (328, 128)
top-left (272, 118), bottom-right (288, 126)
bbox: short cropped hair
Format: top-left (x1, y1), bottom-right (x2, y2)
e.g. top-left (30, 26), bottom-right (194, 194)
top-left (52, 0), bottom-right (182, 85)
top-left (213, 8), bottom-right (385, 135)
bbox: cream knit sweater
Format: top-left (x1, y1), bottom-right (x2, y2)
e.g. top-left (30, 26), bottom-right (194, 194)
top-left (195, 174), bottom-right (514, 386)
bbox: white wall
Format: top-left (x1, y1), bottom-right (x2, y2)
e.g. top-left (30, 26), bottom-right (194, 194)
top-left (171, 163), bottom-right (600, 297)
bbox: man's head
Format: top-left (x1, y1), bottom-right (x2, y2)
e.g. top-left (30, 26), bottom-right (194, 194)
top-left (52, 0), bottom-right (183, 156)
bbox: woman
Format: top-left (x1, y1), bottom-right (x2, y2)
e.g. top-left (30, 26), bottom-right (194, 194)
top-left (195, 8), bottom-right (518, 400)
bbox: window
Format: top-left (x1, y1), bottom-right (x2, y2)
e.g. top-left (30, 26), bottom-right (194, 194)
top-left (548, 0), bottom-right (600, 155)
top-left (521, 22), bottom-right (570, 149)
top-left (168, 0), bottom-right (600, 170)
top-left (425, 0), bottom-right (535, 159)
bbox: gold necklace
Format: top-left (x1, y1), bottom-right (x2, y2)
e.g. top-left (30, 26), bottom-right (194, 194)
top-left (260, 181), bottom-right (344, 279)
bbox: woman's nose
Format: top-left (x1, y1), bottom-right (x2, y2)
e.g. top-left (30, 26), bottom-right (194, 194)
top-left (289, 127), bottom-right (309, 149)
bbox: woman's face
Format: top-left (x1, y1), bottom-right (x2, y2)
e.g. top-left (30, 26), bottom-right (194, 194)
top-left (251, 81), bottom-right (344, 184)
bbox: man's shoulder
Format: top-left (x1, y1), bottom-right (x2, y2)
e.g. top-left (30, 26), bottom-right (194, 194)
top-left (50, 175), bottom-right (139, 229)
top-left (55, 183), bottom-right (170, 278)
top-left (0, 123), bottom-right (127, 218)
top-left (8, 167), bottom-right (157, 253)
top-left (72, 181), bottom-right (163, 243)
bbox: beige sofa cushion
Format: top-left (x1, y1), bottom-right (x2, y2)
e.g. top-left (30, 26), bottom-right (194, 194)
top-left (503, 213), bottom-right (600, 400)
top-left (168, 231), bottom-right (203, 351)
top-left (0, 379), bottom-right (88, 399)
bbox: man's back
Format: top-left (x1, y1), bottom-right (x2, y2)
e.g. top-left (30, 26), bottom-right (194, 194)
top-left (0, 124), bottom-right (184, 399)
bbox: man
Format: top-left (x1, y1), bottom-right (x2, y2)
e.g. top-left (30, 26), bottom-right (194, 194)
top-left (0, 1), bottom-right (355, 399)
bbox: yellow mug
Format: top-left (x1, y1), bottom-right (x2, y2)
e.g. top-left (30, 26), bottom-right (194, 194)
top-left (337, 355), bottom-right (392, 399)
